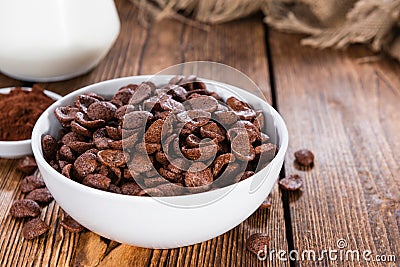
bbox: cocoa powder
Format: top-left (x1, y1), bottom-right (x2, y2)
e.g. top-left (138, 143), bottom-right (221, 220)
top-left (0, 85), bottom-right (54, 141)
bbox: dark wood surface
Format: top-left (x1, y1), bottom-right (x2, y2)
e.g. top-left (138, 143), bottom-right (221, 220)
top-left (269, 31), bottom-right (400, 266)
top-left (0, 0), bottom-right (399, 266)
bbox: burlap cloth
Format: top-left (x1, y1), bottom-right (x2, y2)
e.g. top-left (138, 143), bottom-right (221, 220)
top-left (131, 0), bottom-right (400, 62)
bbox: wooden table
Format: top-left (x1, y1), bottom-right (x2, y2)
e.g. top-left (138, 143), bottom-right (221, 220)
top-left (0, 1), bottom-right (399, 266)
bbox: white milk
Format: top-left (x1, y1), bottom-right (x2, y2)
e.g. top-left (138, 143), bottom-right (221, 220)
top-left (0, 0), bottom-right (120, 81)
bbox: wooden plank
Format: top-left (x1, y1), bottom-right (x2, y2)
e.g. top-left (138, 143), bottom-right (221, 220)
top-left (269, 30), bottom-right (400, 266)
top-left (0, 166), bottom-right (80, 267)
top-left (181, 16), bottom-right (272, 104)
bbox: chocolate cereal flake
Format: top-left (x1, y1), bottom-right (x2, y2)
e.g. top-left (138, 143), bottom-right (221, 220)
top-left (59, 145), bottom-right (75, 162)
top-left (9, 199), bottom-right (41, 218)
top-left (75, 112), bottom-right (105, 128)
top-left (17, 156), bottom-right (37, 175)
top-left (185, 163), bottom-right (213, 187)
top-left (87, 101), bottom-right (117, 121)
top-left (73, 153), bottom-right (98, 177)
top-left (41, 135), bottom-right (58, 161)
top-left (246, 233), bottom-right (270, 256)
top-left (123, 111), bottom-right (153, 129)
top-left (68, 141), bottom-right (94, 154)
top-left (259, 198), bottom-right (271, 209)
top-left (61, 132), bottom-right (85, 146)
top-left (213, 153), bottom-right (234, 177)
top-left (54, 106), bottom-right (79, 123)
top-left (144, 119), bottom-right (164, 143)
top-left (62, 164), bottom-right (73, 179)
top-left (130, 83), bottom-right (153, 104)
top-left (23, 218), bottom-right (49, 240)
top-left (226, 96), bottom-right (256, 121)
top-left (279, 174), bottom-right (303, 191)
top-left (239, 171), bottom-right (255, 181)
top-left (74, 94), bottom-right (99, 113)
top-left (121, 182), bottom-right (141, 195)
top-left (25, 188), bottom-right (54, 204)
top-left (71, 121), bottom-right (92, 137)
top-left (20, 175), bottom-right (46, 193)
top-left (294, 149), bottom-right (314, 167)
top-left (187, 95), bottom-right (218, 112)
top-left (97, 149), bottom-right (128, 168)
top-left (231, 134), bottom-right (255, 161)
top-left (61, 214), bottom-right (85, 233)
top-left (82, 174), bottom-right (111, 190)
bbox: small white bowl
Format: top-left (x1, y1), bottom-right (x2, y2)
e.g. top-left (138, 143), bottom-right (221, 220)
top-left (0, 87), bottom-right (62, 158)
top-left (32, 76), bottom-right (288, 249)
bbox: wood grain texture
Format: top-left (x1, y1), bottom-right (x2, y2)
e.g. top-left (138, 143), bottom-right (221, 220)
top-left (4, 1), bottom-right (398, 266)
top-left (269, 30), bottom-right (400, 266)
top-left (0, 1), bottom-right (286, 267)
top-left (0, 167), bottom-right (79, 267)
top-left (181, 15), bottom-right (271, 104)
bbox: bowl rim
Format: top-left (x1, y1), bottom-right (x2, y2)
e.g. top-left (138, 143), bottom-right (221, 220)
top-left (0, 87), bottom-right (62, 145)
top-left (32, 75), bottom-right (289, 201)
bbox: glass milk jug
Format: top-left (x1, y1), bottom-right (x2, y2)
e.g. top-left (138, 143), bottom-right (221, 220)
top-left (0, 0), bottom-right (120, 82)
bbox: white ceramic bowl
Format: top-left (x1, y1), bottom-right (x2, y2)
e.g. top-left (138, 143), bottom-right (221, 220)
top-left (31, 76), bottom-right (288, 249)
top-left (0, 88), bottom-right (62, 158)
